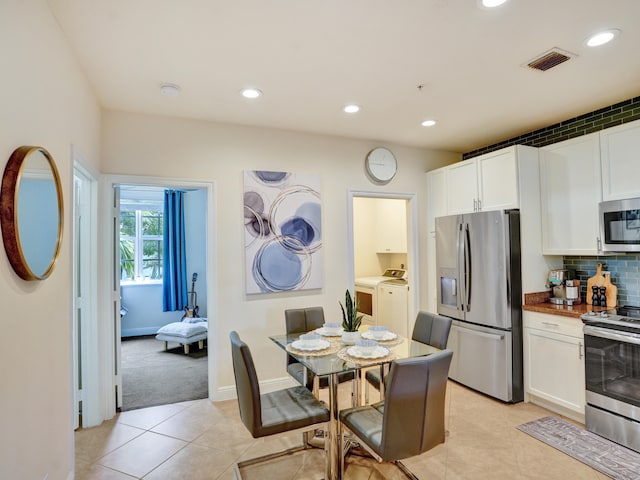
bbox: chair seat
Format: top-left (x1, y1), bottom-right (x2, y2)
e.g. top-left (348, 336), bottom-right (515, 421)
top-left (251, 385), bottom-right (329, 438)
top-left (339, 404), bottom-right (385, 459)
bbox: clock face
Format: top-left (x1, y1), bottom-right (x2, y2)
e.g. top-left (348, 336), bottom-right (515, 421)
top-left (366, 147), bottom-right (397, 183)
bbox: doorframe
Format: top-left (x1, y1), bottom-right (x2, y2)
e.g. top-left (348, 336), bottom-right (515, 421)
top-left (71, 148), bottom-right (100, 428)
top-left (99, 174), bottom-right (217, 419)
top-left (346, 190), bottom-right (419, 328)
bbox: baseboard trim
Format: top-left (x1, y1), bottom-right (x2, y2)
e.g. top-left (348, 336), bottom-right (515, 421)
top-left (213, 376), bottom-right (298, 402)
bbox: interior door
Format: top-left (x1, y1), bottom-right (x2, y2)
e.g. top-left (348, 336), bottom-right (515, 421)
top-left (112, 185), bottom-right (123, 409)
top-left (73, 160), bottom-right (100, 427)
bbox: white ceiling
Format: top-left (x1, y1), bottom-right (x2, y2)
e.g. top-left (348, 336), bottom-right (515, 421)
top-left (47, 0), bottom-right (640, 153)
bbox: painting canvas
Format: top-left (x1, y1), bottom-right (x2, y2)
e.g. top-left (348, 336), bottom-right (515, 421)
top-left (243, 170), bottom-right (322, 294)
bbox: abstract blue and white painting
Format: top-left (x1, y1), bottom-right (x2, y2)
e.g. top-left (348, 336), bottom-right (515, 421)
top-left (243, 170), bottom-right (322, 294)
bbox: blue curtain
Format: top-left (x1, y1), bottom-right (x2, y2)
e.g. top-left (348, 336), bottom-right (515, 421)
top-left (163, 190), bottom-right (188, 312)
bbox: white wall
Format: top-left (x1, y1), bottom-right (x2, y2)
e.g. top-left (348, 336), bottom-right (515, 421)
top-left (101, 110), bottom-right (460, 393)
top-left (0, 1), bottom-right (101, 479)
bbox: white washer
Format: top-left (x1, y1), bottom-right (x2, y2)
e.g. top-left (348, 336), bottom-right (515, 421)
top-left (355, 269), bottom-right (406, 326)
top-left (377, 280), bottom-right (409, 337)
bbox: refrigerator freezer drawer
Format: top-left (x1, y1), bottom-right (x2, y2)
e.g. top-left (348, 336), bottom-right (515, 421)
top-left (447, 320), bottom-right (514, 402)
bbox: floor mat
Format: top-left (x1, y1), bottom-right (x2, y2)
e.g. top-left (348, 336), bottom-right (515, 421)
top-left (517, 416), bottom-right (640, 480)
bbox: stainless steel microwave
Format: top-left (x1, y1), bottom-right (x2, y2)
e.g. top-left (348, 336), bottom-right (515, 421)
top-left (599, 197), bottom-right (640, 252)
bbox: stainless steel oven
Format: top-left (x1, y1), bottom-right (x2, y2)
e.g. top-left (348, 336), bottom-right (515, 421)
top-left (582, 307), bottom-right (640, 453)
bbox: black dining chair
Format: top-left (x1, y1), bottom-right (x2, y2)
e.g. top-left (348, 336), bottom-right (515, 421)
top-left (285, 307), bottom-right (356, 397)
top-left (364, 311), bottom-right (453, 403)
top-left (229, 331), bottom-right (330, 478)
top-left (339, 349), bottom-right (454, 479)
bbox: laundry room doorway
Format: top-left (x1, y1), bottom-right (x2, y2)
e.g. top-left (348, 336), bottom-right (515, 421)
top-left (348, 191), bottom-right (419, 337)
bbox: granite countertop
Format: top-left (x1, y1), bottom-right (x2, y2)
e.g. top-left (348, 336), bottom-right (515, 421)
top-left (522, 291), bottom-right (611, 319)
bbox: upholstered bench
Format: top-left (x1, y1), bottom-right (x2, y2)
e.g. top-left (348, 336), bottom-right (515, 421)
top-left (155, 319), bottom-right (208, 354)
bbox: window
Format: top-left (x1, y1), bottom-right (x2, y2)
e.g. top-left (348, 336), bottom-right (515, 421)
top-left (120, 207), bottom-right (163, 282)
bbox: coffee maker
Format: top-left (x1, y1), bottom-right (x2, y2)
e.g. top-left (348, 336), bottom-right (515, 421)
top-left (547, 269), bottom-right (581, 305)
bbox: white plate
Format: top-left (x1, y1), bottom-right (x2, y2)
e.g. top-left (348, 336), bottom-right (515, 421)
top-left (347, 345), bottom-right (389, 359)
top-left (315, 327), bottom-right (343, 337)
top-left (291, 339), bottom-right (331, 351)
top-left (361, 330), bottom-right (397, 341)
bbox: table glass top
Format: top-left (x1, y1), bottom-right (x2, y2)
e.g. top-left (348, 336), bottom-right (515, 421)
top-left (269, 333), bottom-right (440, 377)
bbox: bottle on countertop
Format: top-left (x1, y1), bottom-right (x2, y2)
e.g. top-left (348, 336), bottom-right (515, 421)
top-left (599, 286), bottom-right (607, 308)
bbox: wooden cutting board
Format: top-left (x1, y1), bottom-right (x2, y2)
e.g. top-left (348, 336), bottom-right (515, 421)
top-left (603, 272), bottom-right (617, 307)
top-left (586, 263), bottom-right (606, 305)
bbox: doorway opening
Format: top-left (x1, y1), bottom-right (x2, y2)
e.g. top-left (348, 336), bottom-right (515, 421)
top-left (116, 183), bottom-right (209, 411)
top-left (348, 191), bottom-right (418, 338)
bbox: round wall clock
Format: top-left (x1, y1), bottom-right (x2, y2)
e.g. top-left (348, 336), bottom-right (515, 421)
top-left (365, 147), bottom-right (397, 184)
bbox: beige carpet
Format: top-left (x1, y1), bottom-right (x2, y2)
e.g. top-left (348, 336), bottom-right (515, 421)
top-left (120, 335), bottom-right (208, 411)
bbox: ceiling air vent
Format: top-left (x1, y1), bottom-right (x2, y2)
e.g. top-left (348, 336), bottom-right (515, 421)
top-left (526, 48), bottom-right (576, 72)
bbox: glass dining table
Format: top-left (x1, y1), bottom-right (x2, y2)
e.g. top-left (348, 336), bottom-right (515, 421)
top-left (269, 332), bottom-right (441, 480)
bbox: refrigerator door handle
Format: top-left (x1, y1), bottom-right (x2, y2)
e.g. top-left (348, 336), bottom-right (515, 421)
top-left (456, 221), bottom-right (465, 312)
top-left (463, 223), bottom-right (471, 312)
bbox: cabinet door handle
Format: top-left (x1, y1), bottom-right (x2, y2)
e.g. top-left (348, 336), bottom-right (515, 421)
top-left (578, 341), bottom-right (584, 359)
top-left (477, 199), bottom-right (482, 211)
top-left (597, 237), bottom-right (602, 251)
top-left (473, 199), bottom-right (477, 211)
top-left (542, 321), bottom-right (560, 327)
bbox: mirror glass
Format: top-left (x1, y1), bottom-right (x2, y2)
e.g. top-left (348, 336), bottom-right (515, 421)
top-left (1, 146), bottom-right (63, 280)
top-left (18, 151), bottom-right (60, 277)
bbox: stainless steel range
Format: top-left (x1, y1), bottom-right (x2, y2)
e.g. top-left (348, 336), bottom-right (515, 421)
top-left (581, 306), bottom-right (640, 453)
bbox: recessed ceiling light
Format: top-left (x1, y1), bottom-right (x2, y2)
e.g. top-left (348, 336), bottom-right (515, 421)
top-left (241, 88), bottom-right (262, 99)
top-left (421, 119), bottom-right (437, 127)
top-left (586, 29), bottom-right (620, 47)
top-left (480, 0), bottom-right (508, 8)
top-left (343, 104), bottom-right (360, 114)
top-left (160, 83), bottom-right (181, 96)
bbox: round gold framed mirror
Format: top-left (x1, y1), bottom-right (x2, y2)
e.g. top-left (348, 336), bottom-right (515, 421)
top-left (0, 146), bottom-right (64, 280)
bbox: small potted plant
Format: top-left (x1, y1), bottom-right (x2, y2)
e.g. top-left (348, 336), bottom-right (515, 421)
top-left (339, 289), bottom-right (363, 344)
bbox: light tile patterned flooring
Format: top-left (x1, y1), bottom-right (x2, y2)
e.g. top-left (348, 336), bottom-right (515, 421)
top-left (75, 381), bottom-right (610, 479)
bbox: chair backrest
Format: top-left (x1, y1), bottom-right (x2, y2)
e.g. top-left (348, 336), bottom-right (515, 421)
top-left (380, 349), bottom-right (453, 461)
top-left (285, 307), bottom-right (325, 335)
top-left (229, 331), bottom-right (262, 436)
top-left (411, 311), bottom-right (453, 350)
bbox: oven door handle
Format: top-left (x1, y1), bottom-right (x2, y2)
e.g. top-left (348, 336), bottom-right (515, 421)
top-left (583, 325), bottom-right (640, 345)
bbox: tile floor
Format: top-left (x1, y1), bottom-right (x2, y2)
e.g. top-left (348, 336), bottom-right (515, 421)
top-left (74, 381), bottom-right (610, 479)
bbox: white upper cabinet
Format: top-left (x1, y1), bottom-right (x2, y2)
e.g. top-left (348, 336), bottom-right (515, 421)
top-left (445, 160), bottom-right (479, 214)
top-left (426, 168), bottom-right (447, 233)
top-left (477, 149), bottom-right (519, 211)
top-left (374, 198), bottom-right (407, 253)
top-left (445, 147), bottom-right (520, 215)
top-left (601, 120), bottom-right (640, 201)
top-left (540, 132), bottom-right (603, 255)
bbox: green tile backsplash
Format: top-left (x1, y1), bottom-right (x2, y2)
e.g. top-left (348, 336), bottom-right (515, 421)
top-left (563, 255), bottom-right (640, 306)
top-left (463, 95), bottom-right (640, 160)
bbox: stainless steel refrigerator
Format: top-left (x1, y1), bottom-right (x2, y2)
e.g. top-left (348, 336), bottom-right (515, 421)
top-left (436, 209), bottom-right (523, 403)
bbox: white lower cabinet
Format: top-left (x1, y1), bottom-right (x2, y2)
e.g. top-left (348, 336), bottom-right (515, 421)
top-left (523, 311), bottom-right (585, 420)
